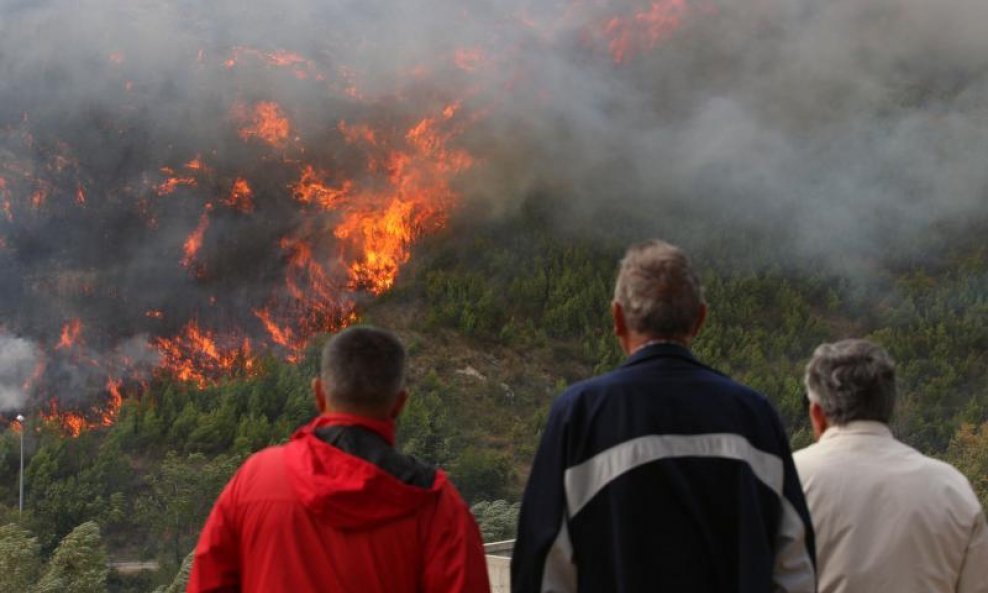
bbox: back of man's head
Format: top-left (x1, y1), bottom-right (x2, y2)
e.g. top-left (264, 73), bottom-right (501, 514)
top-left (613, 239), bottom-right (705, 338)
top-left (320, 326), bottom-right (407, 414)
top-left (804, 339), bottom-right (896, 426)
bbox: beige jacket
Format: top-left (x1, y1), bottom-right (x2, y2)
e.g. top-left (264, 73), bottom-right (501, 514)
top-left (794, 421), bottom-right (988, 593)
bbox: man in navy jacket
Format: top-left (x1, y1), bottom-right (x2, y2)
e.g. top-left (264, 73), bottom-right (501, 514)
top-left (512, 240), bottom-right (816, 593)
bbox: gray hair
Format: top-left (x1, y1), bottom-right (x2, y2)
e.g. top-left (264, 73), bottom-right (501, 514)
top-left (613, 240), bottom-right (705, 338)
top-left (320, 326), bottom-right (407, 410)
top-left (804, 339), bottom-right (896, 425)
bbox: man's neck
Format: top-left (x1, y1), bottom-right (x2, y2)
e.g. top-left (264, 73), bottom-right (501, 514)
top-left (626, 334), bottom-right (690, 356)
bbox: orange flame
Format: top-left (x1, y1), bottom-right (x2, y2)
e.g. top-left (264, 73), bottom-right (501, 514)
top-left (153, 321), bottom-right (256, 387)
top-left (42, 401), bottom-right (87, 438)
top-left (291, 166), bottom-right (352, 209)
top-left (236, 101), bottom-right (291, 148)
top-left (182, 205), bottom-right (212, 270)
top-left (102, 378), bottom-right (123, 426)
top-left (156, 166), bottom-right (197, 196)
top-left (224, 46), bottom-right (319, 80)
top-left (31, 185), bottom-right (49, 208)
top-left (185, 156), bottom-right (207, 172)
top-left (603, 0), bottom-right (688, 63)
top-left (11, 46), bottom-right (478, 432)
top-left (225, 178), bottom-right (255, 212)
top-left (56, 319), bottom-right (83, 350)
top-left (338, 121), bottom-right (378, 146)
top-left (254, 308), bottom-right (301, 360)
top-left (331, 103), bottom-right (473, 293)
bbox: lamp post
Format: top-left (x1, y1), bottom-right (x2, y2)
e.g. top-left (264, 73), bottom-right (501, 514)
top-left (15, 414), bottom-right (25, 514)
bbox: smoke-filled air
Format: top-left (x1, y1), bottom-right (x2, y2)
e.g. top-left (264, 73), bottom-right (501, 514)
top-left (2, 0), bottom-right (987, 427)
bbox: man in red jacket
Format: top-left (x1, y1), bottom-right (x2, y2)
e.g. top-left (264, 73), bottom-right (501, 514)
top-left (188, 326), bottom-right (491, 593)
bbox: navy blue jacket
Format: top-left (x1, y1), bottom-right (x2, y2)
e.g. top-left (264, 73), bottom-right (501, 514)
top-left (512, 343), bottom-right (816, 593)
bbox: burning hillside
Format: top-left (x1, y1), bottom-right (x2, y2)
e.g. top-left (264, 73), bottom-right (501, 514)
top-left (3, 0), bottom-right (988, 433)
top-left (0, 42), bottom-right (480, 432)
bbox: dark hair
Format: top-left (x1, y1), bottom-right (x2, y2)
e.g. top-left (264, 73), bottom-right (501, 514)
top-left (320, 326), bottom-right (407, 411)
top-left (804, 339), bottom-right (896, 425)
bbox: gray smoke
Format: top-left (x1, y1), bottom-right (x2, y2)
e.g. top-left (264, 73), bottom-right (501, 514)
top-left (1, 0), bottom-right (986, 406)
top-left (0, 333), bottom-right (41, 412)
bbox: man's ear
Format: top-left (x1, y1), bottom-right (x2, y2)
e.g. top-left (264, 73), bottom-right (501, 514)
top-left (612, 301), bottom-right (627, 337)
top-left (389, 390), bottom-right (409, 420)
top-left (809, 400), bottom-right (829, 441)
top-left (312, 377), bottom-right (327, 414)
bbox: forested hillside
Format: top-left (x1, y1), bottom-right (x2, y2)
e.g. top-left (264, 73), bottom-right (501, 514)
top-left (1, 207), bottom-right (986, 592)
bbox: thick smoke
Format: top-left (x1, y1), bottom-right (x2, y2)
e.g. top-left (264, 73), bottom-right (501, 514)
top-left (1, 0), bottom-right (987, 411)
top-left (0, 334), bottom-right (40, 412)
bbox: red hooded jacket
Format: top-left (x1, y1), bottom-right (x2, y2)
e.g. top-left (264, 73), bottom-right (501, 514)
top-left (187, 414), bottom-right (490, 593)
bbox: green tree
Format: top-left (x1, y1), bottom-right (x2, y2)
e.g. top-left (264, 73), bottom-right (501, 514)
top-left (138, 452), bottom-right (240, 569)
top-left (152, 551), bottom-right (194, 593)
top-left (942, 422), bottom-right (988, 509)
top-left (470, 500), bottom-right (520, 543)
top-left (34, 520), bottom-right (108, 593)
top-left (450, 447), bottom-right (511, 503)
top-left (398, 382), bottom-right (455, 466)
top-left (0, 523), bottom-right (42, 592)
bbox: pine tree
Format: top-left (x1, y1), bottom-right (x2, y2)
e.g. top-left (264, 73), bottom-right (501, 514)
top-left (34, 521), bottom-right (108, 593)
top-left (0, 523), bottom-right (42, 592)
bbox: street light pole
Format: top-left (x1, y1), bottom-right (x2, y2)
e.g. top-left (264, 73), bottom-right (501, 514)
top-left (16, 414), bottom-right (25, 514)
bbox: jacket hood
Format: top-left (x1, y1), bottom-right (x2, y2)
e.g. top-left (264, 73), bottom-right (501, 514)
top-left (283, 415), bottom-right (445, 529)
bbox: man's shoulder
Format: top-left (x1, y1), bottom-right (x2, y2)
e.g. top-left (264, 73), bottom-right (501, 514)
top-left (792, 440), bottom-right (830, 477)
top-left (232, 444), bottom-right (291, 487)
top-left (243, 443), bottom-right (288, 467)
top-left (795, 433), bottom-right (975, 485)
top-left (558, 359), bottom-right (770, 410)
top-left (549, 357), bottom-right (781, 455)
top-left (909, 448), bottom-right (981, 495)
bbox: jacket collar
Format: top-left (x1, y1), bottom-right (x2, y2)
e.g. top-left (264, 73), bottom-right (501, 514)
top-left (297, 412), bottom-right (396, 446)
top-left (820, 420), bottom-right (893, 442)
top-left (621, 341), bottom-right (700, 368)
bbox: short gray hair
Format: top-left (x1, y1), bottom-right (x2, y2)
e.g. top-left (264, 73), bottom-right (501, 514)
top-left (320, 326), bottom-right (407, 410)
top-left (613, 240), bottom-right (705, 338)
top-left (804, 339), bottom-right (896, 425)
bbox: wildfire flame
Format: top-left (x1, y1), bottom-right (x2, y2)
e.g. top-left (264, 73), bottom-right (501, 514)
top-left (7, 3), bottom-right (700, 434)
top-left (236, 101), bottom-right (292, 148)
top-left (1, 34), bottom-right (491, 435)
top-left (601, 0), bottom-right (689, 63)
top-left (156, 166), bottom-right (197, 196)
top-left (292, 166), bottom-right (351, 209)
top-left (0, 0), bottom-right (700, 435)
top-left (102, 378), bottom-right (123, 426)
top-left (43, 401), bottom-right (88, 438)
top-left (153, 321), bottom-right (256, 388)
top-left (225, 177), bottom-right (254, 212)
top-left (182, 205), bottom-right (212, 271)
top-left (56, 319), bottom-right (83, 350)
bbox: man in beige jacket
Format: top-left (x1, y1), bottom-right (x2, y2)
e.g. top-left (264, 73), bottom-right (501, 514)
top-left (794, 339), bottom-right (987, 593)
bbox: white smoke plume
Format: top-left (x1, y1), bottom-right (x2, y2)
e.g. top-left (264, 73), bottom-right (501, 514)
top-left (0, 333), bottom-right (42, 412)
